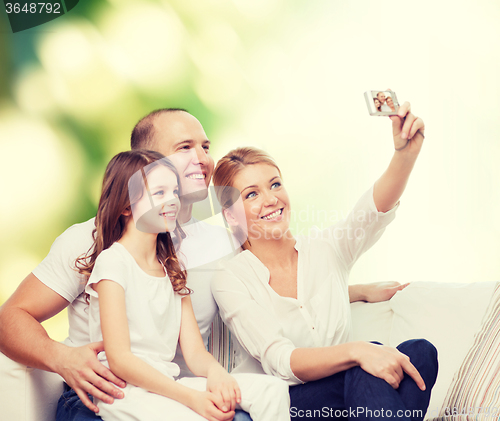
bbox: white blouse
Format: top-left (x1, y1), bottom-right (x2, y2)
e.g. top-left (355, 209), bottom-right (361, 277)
top-left (211, 185), bottom-right (399, 385)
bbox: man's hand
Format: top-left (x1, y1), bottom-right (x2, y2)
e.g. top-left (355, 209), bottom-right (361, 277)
top-left (56, 342), bottom-right (126, 413)
top-left (349, 282), bottom-right (409, 303)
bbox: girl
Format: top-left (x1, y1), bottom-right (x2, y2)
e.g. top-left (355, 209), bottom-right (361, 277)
top-left (77, 150), bottom-right (290, 421)
top-left (211, 102), bottom-right (438, 421)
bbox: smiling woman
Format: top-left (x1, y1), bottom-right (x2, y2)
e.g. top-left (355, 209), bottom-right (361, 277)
top-left (214, 148), bottom-right (287, 247)
top-left (211, 102), bottom-right (439, 421)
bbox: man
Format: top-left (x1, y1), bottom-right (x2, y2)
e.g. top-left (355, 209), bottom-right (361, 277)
top-left (0, 109), bottom-right (250, 421)
top-left (377, 91), bottom-right (393, 112)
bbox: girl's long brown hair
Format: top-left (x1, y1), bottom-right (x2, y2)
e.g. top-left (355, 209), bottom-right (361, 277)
top-left (76, 149), bottom-right (190, 296)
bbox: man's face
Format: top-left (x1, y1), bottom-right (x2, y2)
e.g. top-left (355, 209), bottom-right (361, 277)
top-left (377, 93), bottom-right (386, 103)
top-left (152, 112), bottom-right (215, 202)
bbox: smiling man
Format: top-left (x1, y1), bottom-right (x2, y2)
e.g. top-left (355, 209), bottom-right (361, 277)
top-left (131, 109), bottom-right (214, 223)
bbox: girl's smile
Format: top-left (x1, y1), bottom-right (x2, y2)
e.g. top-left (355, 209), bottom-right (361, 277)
top-left (131, 165), bottom-right (180, 234)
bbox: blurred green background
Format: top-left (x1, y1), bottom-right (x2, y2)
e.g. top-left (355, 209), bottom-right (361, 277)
top-left (1, 0), bottom-right (500, 341)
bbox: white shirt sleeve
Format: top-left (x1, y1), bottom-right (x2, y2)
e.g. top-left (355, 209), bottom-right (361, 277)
top-left (212, 266), bottom-right (303, 385)
top-left (32, 221), bottom-right (95, 302)
top-left (312, 184), bottom-right (399, 270)
top-left (85, 247), bottom-right (129, 298)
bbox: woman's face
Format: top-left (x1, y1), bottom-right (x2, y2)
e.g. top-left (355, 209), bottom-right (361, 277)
top-left (131, 165), bottom-right (180, 234)
top-left (227, 163), bottom-right (290, 242)
top-left (386, 97), bottom-right (394, 108)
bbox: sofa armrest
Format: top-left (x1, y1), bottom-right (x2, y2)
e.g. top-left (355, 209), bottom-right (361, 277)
top-left (0, 351), bottom-right (64, 421)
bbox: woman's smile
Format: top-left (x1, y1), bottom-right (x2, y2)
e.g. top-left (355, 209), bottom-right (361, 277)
top-left (231, 163), bottom-right (291, 241)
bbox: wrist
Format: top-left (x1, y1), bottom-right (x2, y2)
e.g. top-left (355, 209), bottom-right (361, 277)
top-left (48, 341), bottom-right (70, 374)
top-left (207, 362), bottom-right (225, 378)
top-left (349, 285), bottom-right (367, 302)
top-left (184, 389), bottom-right (201, 411)
top-left (347, 341), bottom-right (365, 366)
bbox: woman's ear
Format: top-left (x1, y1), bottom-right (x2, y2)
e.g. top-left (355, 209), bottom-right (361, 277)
top-left (223, 208), bottom-right (239, 227)
top-left (122, 206), bottom-right (132, 217)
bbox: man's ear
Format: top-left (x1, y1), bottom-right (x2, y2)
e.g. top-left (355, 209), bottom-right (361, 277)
top-left (122, 206), bottom-right (132, 217)
top-left (223, 208), bottom-right (239, 227)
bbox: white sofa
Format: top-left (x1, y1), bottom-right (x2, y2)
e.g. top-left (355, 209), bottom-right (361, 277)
top-left (1, 281), bottom-right (498, 421)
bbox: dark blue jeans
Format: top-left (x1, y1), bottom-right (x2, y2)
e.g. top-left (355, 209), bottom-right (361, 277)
top-left (289, 339), bottom-right (438, 421)
top-left (56, 384), bottom-right (253, 420)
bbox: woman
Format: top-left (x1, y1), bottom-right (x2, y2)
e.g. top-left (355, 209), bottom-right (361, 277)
top-left (386, 96), bottom-right (396, 111)
top-left (211, 102), bottom-right (438, 420)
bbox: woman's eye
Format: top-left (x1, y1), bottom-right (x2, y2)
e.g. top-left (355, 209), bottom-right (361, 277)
top-left (271, 182), bottom-right (281, 189)
top-left (245, 191), bottom-right (257, 199)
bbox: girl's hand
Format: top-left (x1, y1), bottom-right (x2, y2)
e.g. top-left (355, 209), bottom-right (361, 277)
top-left (188, 390), bottom-right (236, 421)
top-left (354, 341), bottom-right (426, 390)
top-left (390, 99), bottom-right (425, 154)
top-left (206, 367), bottom-right (242, 413)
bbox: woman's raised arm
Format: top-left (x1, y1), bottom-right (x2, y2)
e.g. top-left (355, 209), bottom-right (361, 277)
top-left (373, 101), bottom-right (425, 212)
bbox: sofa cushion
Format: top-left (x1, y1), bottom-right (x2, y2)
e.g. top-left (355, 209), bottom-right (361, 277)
top-left (431, 282), bottom-right (500, 420)
top-left (0, 352), bottom-right (64, 421)
top-left (350, 300), bottom-right (393, 345)
top-left (389, 281), bottom-right (497, 419)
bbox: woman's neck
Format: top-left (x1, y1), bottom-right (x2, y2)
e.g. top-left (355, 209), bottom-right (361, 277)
top-left (246, 230), bottom-right (296, 268)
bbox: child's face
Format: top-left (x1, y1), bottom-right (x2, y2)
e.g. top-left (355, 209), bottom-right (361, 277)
top-left (131, 165), bottom-right (180, 234)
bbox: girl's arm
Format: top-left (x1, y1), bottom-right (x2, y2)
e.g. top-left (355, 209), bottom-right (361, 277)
top-left (95, 280), bottom-right (234, 421)
top-left (178, 296), bottom-right (241, 413)
top-left (373, 101), bottom-right (425, 212)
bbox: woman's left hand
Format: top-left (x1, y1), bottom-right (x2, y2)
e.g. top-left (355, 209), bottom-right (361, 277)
top-left (206, 367), bottom-right (241, 413)
top-left (391, 100), bottom-right (425, 154)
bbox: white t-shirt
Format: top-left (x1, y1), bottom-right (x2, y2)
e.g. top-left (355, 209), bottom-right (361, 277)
top-left (32, 215), bottom-right (235, 376)
top-left (85, 242), bottom-right (182, 378)
top-left (211, 185), bottom-right (399, 385)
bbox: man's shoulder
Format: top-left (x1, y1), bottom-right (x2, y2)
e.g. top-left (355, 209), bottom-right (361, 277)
top-left (48, 217), bottom-right (96, 255)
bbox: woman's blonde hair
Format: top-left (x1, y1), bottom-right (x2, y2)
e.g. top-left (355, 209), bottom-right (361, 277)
top-left (213, 147), bottom-right (282, 247)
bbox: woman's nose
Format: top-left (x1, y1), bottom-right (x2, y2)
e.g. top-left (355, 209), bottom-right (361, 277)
top-left (263, 191), bottom-right (278, 206)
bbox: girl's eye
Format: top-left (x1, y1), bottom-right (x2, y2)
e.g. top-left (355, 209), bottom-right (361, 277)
top-left (271, 182), bottom-right (281, 189)
top-left (153, 190), bottom-right (164, 196)
top-left (245, 191), bottom-right (257, 199)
